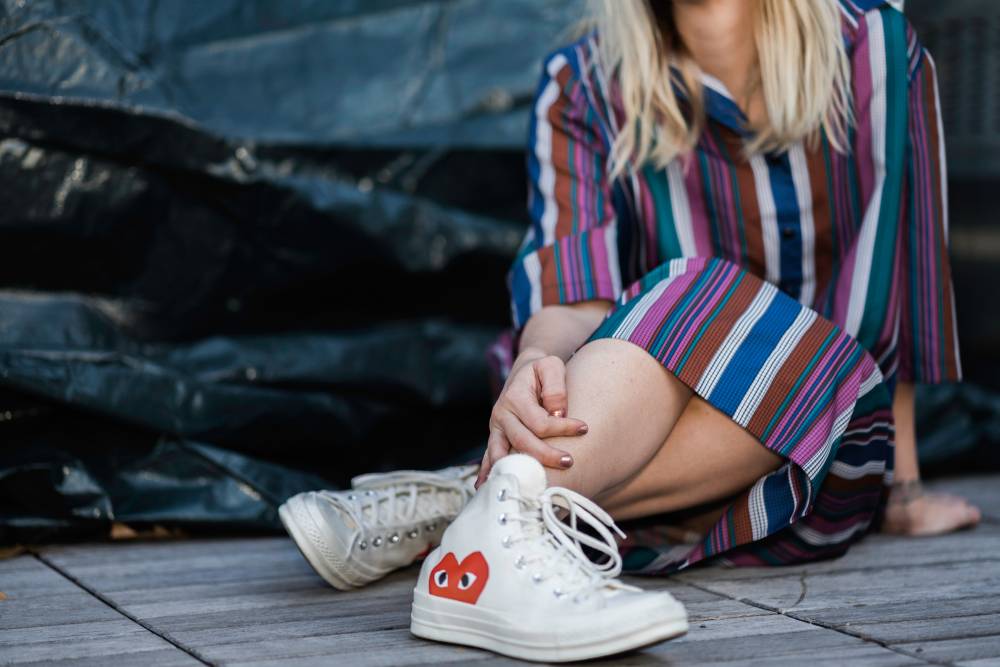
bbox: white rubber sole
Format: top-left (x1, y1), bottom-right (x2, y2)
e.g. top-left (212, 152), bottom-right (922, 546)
top-left (278, 498), bottom-right (359, 591)
top-left (410, 590), bottom-right (688, 662)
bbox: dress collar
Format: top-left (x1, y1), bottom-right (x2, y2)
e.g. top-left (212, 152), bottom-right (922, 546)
top-left (668, 62), bottom-right (751, 137)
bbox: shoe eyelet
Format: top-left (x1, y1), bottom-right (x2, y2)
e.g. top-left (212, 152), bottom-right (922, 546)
top-left (553, 588), bottom-right (564, 598)
top-left (408, 529), bottom-right (419, 539)
top-left (359, 540), bottom-right (368, 550)
top-left (501, 535), bottom-right (513, 548)
top-left (514, 556), bottom-right (526, 569)
top-left (497, 513), bottom-right (507, 525)
top-left (497, 488), bottom-right (507, 502)
top-left (389, 533), bottom-right (400, 544)
top-left (347, 493), bottom-right (357, 500)
top-left (427, 522), bottom-right (437, 531)
top-left (365, 490), bottom-right (375, 496)
top-left (531, 572), bottom-right (543, 584)
top-left (372, 536), bottom-right (383, 547)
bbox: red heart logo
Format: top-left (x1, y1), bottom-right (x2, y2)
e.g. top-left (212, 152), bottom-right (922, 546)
top-left (428, 551), bottom-right (489, 604)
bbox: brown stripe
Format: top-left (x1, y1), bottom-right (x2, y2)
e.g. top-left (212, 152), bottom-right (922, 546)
top-left (733, 156), bottom-right (767, 280)
top-left (806, 141), bottom-right (834, 302)
top-left (745, 317), bottom-right (835, 442)
top-left (549, 63), bottom-right (577, 240)
top-left (921, 63), bottom-right (959, 380)
top-left (675, 269), bottom-right (761, 387)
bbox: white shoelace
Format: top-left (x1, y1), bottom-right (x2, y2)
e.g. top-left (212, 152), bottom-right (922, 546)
top-left (504, 486), bottom-right (638, 601)
top-left (320, 473), bottom-right (474, 547)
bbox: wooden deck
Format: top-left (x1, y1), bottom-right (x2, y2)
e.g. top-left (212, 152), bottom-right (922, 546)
top-left (2, 474), bottom-right (998, 666)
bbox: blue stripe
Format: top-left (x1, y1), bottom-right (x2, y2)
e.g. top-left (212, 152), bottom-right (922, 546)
top-left (707, 289), bottom-right (801, 414)
top-left (766, 152), bottom-right (803, 299)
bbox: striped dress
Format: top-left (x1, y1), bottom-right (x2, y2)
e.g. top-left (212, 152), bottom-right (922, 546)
top-left (501, 0), bottom-right (961, 574)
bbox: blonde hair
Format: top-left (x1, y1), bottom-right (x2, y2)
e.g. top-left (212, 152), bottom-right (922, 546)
top-left (590, 0), bottom-right (853, 176)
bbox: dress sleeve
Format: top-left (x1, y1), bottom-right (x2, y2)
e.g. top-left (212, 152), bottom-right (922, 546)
top-left (897, 42), bottom-right (962, 383)
top-left (508, 48), bottom-right (625, 330)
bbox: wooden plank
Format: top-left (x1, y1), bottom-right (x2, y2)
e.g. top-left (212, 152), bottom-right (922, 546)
top-left (199, 627), bottom-right (493, 665)
top-left (794, 594), bottom-right (1000, 626)
top-left (893, 634), bottom-right (1000, 663)
top-left (684, 559), bottom-right (1000, 614)
top-left (676, 524), bottom-right (1000, 583)
top-left (0, 620), bottom-right (200, 665)
top-left (0, 555), bottom-right (200, 665)
top-left (847, 613), bottom-right (1000, 644)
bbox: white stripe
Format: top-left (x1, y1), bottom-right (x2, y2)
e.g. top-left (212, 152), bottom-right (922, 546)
top-left (788, 143), bottom-right (817, 305)
top-left (535, 53), bottom-right (568, 247)
top-left (749, 155), bottom-right (782, 284)
top-left (610, 258), bottom-right (688, 339)
top-left (829, 459), bottom-right (888, 480)
top-left (748, 476), bottom-right (769, 540)
top-left (695, 284), bottom-right (777, 397)
top-left (666, 161), bottom-right (698, 256)
top-left (858, 365), bottom-right (884, 397)
top-left (604, 223), bottom-right (623, 296)
top-left (846, 12), bottom-right (889, 336)
top-left (523, 252), bottom-right (543, 317)
top-left (801, 403), bottom-right (855, 479)
top-left (732, 308), bottom-right (817, 426)
top-left (792, 518), bottom-right (871, 546)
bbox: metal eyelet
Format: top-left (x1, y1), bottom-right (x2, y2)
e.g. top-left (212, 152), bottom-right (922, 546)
top-left (347, 493), bottom-right (357, 500)
top-left (389, 533), bottom-right (400, 544)
top-left (427, 523), bottom-right (437, 531)
top-left (514, 555), bottom-right (526, 569)
top-left (365, 490), bottom-right (375, 496)
top-left (372, 536), bottom-right (383, 547)
top-left (359, 540), bottom-right (368, 550)
top-left (497, 513), bottom-right (507, 525)
top-left (531, 572), bottom-right (543, 584)
top-left (553, 588), bottom-right (565, 598)
top-left (501, 535), bottom-right (513, 548)
top-left (497, 488), bottom-right (507, 501)
top-left (408, 529), bottom-right (419, 539)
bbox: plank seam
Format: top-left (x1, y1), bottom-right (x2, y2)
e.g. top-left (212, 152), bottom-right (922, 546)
top-left (30, 551), bottom-right (214, 666)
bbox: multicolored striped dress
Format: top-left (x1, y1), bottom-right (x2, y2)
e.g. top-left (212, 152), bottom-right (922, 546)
top-left (499, 0), bottom-right (962, 574)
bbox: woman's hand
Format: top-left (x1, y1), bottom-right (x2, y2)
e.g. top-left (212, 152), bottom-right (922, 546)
top-left (475, 349), bottom-right (589, 488)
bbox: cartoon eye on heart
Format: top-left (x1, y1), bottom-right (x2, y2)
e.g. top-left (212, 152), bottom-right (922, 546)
top-left (428, 551), bottom-right (489, 604)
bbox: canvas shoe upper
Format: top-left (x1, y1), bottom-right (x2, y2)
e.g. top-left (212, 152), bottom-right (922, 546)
top-left (279, 465), bottom-right (476, 590)
top-left (410, 454), bottom-right (688, 662)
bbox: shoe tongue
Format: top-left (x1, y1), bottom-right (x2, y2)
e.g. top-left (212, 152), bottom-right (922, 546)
top-left (492, 454), bottom-right (547, 498)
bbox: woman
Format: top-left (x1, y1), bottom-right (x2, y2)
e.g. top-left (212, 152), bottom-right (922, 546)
top-left (280, 0), bottom-right (980, 661)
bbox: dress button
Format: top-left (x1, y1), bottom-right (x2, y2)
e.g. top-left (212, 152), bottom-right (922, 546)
top-left (781, 228), bottom-right (795, 240)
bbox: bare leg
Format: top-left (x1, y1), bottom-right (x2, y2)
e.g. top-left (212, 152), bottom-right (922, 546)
top-left (543, 339), bottom-right (782, 519)
top-left (598, 397), bottom-right (782, 521)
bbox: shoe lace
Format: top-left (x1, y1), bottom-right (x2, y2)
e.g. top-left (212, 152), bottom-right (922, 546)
top-left (504, 486), bottom-right (637, 601)
top-left (319, 473), bottom-right (474, 545)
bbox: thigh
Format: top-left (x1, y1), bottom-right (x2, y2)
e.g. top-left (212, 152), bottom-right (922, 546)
top-left (599, 397), bottom-right (783, 521)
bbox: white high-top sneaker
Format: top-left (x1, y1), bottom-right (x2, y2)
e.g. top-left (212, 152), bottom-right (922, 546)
top-left (410, 454), bottom-right (688, 662)
top-left (279, 465), bottom-right (477, 590)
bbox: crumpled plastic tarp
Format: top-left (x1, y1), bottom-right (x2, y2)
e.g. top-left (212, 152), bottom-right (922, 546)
top-left (0, 0), bottom-right (996, 544)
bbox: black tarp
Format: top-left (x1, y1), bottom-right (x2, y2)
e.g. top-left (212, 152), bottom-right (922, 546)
top-left (0, 0), bottom-right (996, 544)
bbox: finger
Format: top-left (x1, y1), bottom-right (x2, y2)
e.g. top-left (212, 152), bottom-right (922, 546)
top-left (474, 451), bottom-right (490, 489)
top-left (499, 412), bottom-right (574, 470)
top-left (476, 429), bottom-right (510, 489)
top-left (533, 356), bottom-right (570, 417)
top-left (509, 391), bottom-right (588, 438)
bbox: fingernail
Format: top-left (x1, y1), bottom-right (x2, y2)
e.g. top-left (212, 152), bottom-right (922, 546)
top-left (559, 454), bottom-right (573, 468)
top-left (577, 424), bottom-right (588, 434)
top-left (551, 410), bottom-right (564, 418)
